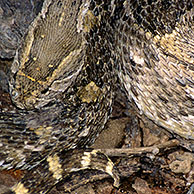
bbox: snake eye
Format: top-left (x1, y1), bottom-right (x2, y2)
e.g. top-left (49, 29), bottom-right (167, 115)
top-left (11, 90), bottom-right (19, 98)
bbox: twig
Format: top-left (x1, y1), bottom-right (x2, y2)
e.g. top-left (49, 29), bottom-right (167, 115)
top-left (96, 139), bottom-right (180, 157)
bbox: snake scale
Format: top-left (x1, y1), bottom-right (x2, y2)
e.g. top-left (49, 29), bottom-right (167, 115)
top-left (0, 0), bottom-right (194, 193)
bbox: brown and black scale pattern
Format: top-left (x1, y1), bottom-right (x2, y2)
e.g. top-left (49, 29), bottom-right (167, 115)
top-left (1, 0), bottom-right (194, 193)
top-left (0, 0), bottom-right (114, 168)
top-left (115, 0), bottom-right (194, 140)
top-left (1, 1), bottom-right (119, 193)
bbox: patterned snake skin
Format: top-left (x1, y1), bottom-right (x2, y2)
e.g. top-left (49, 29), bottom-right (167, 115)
top-left (0, 0), bottom-right (194, 193)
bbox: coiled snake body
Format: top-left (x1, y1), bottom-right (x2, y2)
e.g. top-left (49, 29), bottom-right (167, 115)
top-left (0, 0), bottom-right (194, 193)
top-left (118, 0), bottom-right (194, 139)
